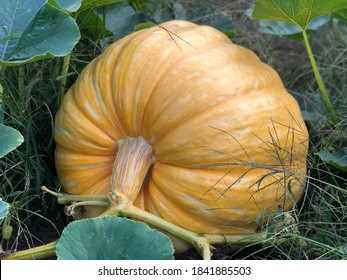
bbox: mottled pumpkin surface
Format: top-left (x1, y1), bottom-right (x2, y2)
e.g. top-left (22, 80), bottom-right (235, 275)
top-left (54, 20), bottom-right (309, 235)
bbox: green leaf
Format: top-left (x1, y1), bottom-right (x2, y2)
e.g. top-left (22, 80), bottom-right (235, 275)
top-left (247, 6), bottom-right (330, 37)
top-left (78, 0), bottom-right (123, 12)
top-left (139, 0), bottom-right (174, 23)
top-left (0, 124), bottom-right (24, 158)
top-left (294, 91), bottom-right (327, 127)
top-left (94, 1), bottom-right (145, 40)
top-left (252, 0), bottom-right (347, 30)
top-left (0, 197), bottom-right (10, 220)
top-left (78, 9), bottom-right (113, 40)
top-left (246, 6), bottom-right (330, 39)
top-left (0, 0), bottom-right (80, 65)
top-left (258, 15), bottom-right (329, 37)
top-left (56, 216), bottom-right (174, 260)
top-left (188, 7), bottom-right (235, 37)
top-left (172, 2), bottom-right (187, 19)
top-left (53, 0), bottom-right (82, 12)
top-left (333, 8), bottom-right (347, 23)
top-left (317, 147), bottom-right (347, 171)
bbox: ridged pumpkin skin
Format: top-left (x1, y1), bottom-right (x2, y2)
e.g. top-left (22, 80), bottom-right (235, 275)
top-left (54, 20), bottom-right (308, 236)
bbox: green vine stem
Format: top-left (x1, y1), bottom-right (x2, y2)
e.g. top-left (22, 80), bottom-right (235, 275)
top-left (58, 54), bottom-right (71, 108)
top-left (301, 29), bottom-right (339, 124)
top-left (41, 186), bottom-right (108, 204)
top-left (104, 192), bottom-right (213, 259)
top-left (3, 188), bottom-right (293, 260)
top-left (4, 136), bottom-right (296, 260)
top-left (104, 192), bottom-right (291, 260)
top-left (1, 241), bottom-right (57, 260)
top-left (18, 65), bottom-right (24, 93)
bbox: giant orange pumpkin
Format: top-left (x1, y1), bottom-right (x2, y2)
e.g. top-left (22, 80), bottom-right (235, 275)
top-left (54, 20), bottom-right (308, 240)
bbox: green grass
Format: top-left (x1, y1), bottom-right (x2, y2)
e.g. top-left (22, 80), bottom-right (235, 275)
top-left (0, 61), bottom-right (61, 252)
top-left (1, 0), bottom-right (346, 259)
top-left (0, 31), bottom-right (105, 251)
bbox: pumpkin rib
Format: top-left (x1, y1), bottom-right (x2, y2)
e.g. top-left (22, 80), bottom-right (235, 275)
top-left (141, 46), bottom-right (285, 146)
top-left (58, 166), bottom-right (113, 195)
top-left (109, 22), bottom-right (226, 136)
top-left (138, 51), bottom-right (199, 136)
top-left (55, 86), bottom-right (116, 155)
top-left (67, 56), bottom-right (128, 142)
top-left (82, 176), bottom-right (113, 195)
top-left (54, 123), bottom-right (116, 156)
top-left (92, 31), bottom-right (146, 136)
top-left (77, 59), bottom-right (125, 140)
top-left (91, 58), bottom-right (127, 138)
top-left (104, 21), bottom-right (233, 137)
top-left (146, 162), bottom-right (303, 234)
top-left (69, 86), bottom-right (118, 144)
top-left (148, 89), bottom-right (284, 154)
top-left (55, 148), bottom-right (115, 171)
top-left (104, 24), bottom-right (192, 136)
top-left (152, 92), bottom-right (306, 168)
top-left (147, 172), bottom-right (260, 234)
top-left (55, 145), bottom-right (115, 195)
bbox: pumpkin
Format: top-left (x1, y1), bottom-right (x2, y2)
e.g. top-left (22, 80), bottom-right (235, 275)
top-left (54, 20), bottom-right (308, 245)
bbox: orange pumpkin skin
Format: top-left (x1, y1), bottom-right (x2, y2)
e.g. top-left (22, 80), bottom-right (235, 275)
top-left (54, 20), bottom-right (308, 236)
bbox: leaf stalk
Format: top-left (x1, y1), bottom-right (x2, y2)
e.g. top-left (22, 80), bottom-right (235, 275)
top-left (301, 29), bottom-right (339, 124)
top-left (58, 54), bottom-right (71, 107)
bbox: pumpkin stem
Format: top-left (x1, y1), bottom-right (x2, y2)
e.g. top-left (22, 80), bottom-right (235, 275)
top-left (110, 136), bottom-right (155, 202)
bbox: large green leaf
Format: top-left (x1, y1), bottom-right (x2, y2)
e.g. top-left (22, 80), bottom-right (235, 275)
top-left (0, 0), bottom-right (80, 65)
top-left (317, 147), bottom-right (347, 172)
top-left (246, 7), bottom-right (329, 37)
top-left (0, 198), bottom-right (10, 221)
top-left (257, 15), bottom-right (329, 37)
top-left (94, 1), bottom-right (145, 40)
top-left (56, 217), bottom-right (174, 260)
top-left (0, 124), bottom-right (24, 158)
top-left (252, 0), bottom-right (347, 30)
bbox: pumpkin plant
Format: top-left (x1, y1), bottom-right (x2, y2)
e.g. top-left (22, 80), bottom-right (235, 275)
top-left (48, 20), bottom-right (309, 259)
top-left (2, 19), bottom-right (309, 260)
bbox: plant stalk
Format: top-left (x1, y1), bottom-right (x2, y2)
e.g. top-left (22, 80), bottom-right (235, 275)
top-left (301, 29), bottom-right (339, 124)
top-left (41, 186), bottom-right (108, 204)
top-left (18, 65), bottom-right (24, 93)
top-left (110, 136), bottom-right (155, 201)
top-left (104, 200), bottom-right (212, 259)
top-left (41, 184), bottom-right (296, 260)
top-left (36, 186), bottom-right (297, 260)
top-left (2, 241), bottom-right (57, 260)
top-left (104, 193), bottom-right (292, 259)
top-left (58, 54), bottom-right (71, 108)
